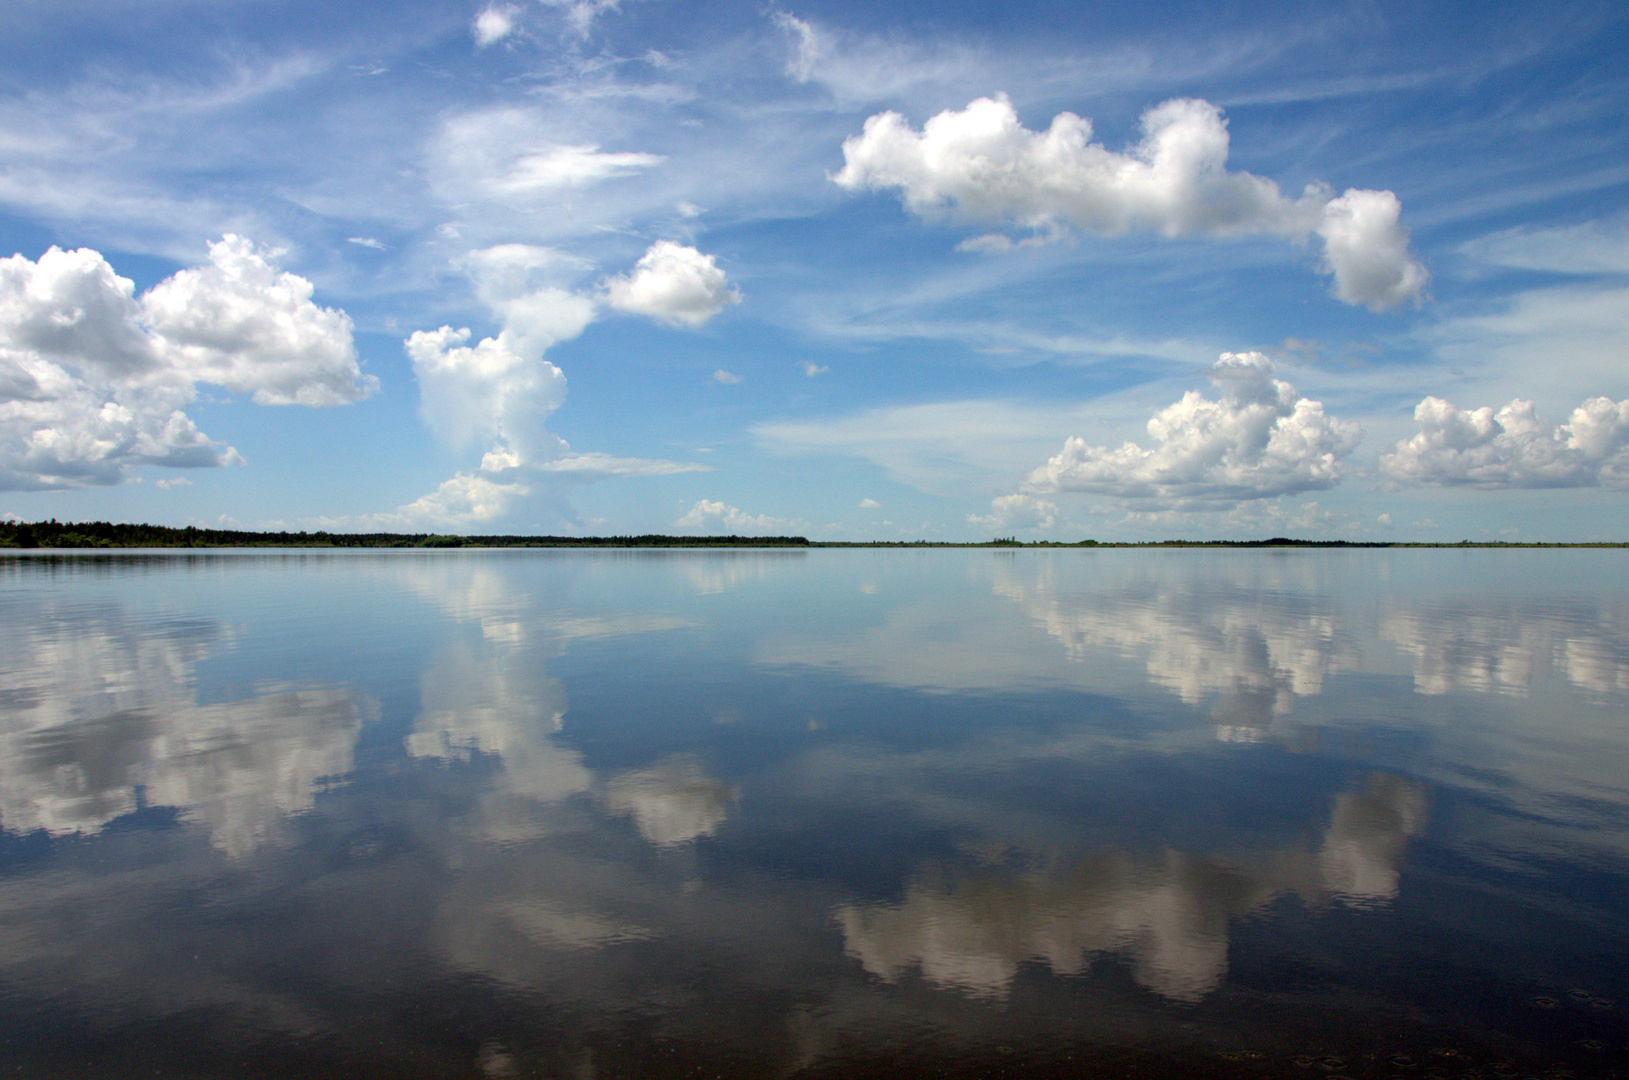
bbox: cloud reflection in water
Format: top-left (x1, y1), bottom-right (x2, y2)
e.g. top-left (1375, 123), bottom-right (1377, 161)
top-left (838, 773), bottom-right (1427, 1002)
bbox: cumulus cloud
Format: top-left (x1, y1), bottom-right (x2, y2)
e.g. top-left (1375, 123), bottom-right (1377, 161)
top-left (473, 5), bottom-right (518, 47)
top-left (1012, 352), bottom-right (1360, 509)
top-left (674, 499), bottom-right (803, 534)
top-left (1380, 394), bottom-right (1629, 489)
top-left (799, 360), bottom-right (829, 377)
top-left (390, 240), bottom-right (732, 527)
top-left (361, 473), bottom-right (531, 531)
top-left (603, 241), bottom-right (741, 327)
top-left (858, 497), bottom-right (881, 509)
top-left (0, 237), bottom-right (371, 490)
top-left (968, 492), bottom-right (1057, 531)
top-left (405, 326), bottom-right (571, 464)
top-left (712, 368), bottom-right (742, 384)
top-left (142, 236), bottom-right (376, 406)
top-left (835, 95), bottom-right (1428, 310)
top-left (404, 241), bottom-right (736, 479)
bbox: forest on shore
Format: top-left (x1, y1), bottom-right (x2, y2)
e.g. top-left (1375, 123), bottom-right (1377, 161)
top-left (2, 519), bottom-right (1624, 550)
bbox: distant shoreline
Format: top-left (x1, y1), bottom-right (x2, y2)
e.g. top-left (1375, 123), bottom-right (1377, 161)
top-left (1, 520), bottom-right (1623, 550)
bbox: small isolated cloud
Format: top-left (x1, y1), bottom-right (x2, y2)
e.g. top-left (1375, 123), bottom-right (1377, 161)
top-left (473, 5), bottom-right (518, 47)
top-left (535, 452), bottom-right (709, 478)
top-left (0, 236), bottom-right (372, 490)
top-left (346, 236), bottom-right (386, 250)
top-left (858, 497), bottom-right (881, 509)
top-left (1378, 513), bottom-right (1394, 527)
top-left (674, 499), bottom-right (803, 535)
top-left (603, 241), bottom-right (741, 328)
top-left (155, 477), bottom-right (192, 490)
top-left (434, 109), bottom-right (663, 202)
top-left (835, 96), bottom-right (1428, 311)
top-left (712, 369), bottom-right (742, 384)
top-left (968, 493), bottom-right (1058, 531)
top-left (1015, 352), bottom-right (1361, 509)
top-left (799, 360), bottom-right (829, 377)
top-left (1380, 395), bottom-right (1629, 489)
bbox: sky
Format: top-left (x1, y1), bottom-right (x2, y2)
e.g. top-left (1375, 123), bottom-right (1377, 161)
top-left (0, 0), bottom-right (1626, 541)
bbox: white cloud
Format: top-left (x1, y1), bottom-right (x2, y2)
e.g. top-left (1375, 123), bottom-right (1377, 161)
top-left (835, 95), bottom-right (1428, 310)
top-left (1380, 394), bottom-right (1629, 489)
top-left (497, 144), bottom-right (664, 195)
top-left (1461, 214), bottom-right (1629, 275)
top-left (1317, 188), bottom-right (1430, 312)
top-left (674, 499), bottom-right (804, 535)
top-left (799, 360), bottom-right (829, 377)
top-left (711, 368), bottom-right (742, 384)
top-left (473, 5), bottom-right (518, 48)
top-left (346, 236), bottom-right (386, 250)
top-left (968, 493), bottom-right (1058, 531)
top-left (858, 497), bottom-right (881, 509)
top-left (405, 326), bottom-right (571, 465)
top-left (433, 109), bottom-right (663, 204)
top-left (603, 241), bottom-right (741, 328)
top-left (0, 237), bottom-right (370, 490)
top-left (1017, 352), bottom-right (1361, 508)
top-left (142, 235), bottom-right (377, 406)
top-left (393, 240), bottom-right (725, 527)
top-left (534, 452), bottom-right (709, 478)
top-left (155, 477), bottom-right (192, 490)
top-left (371, 473), bottom-right (531, 531)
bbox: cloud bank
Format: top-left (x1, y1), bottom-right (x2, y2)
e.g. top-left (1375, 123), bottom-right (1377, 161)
top-left (1381, 395), bottom-right (1629, 488)
top-left (1012, 352), bottom-right (1360, 510)
top-left (0, 236), bottom-right (374, 490)
top-left (835, 95), bottom-right (1428, 311)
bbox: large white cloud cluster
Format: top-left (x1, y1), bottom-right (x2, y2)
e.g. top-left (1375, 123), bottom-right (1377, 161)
top-left (835, 95), bottom-right (1429, 311)
top-left (0, 237), bottom-right (374, 490)
top-left (1380, 395), bottom-right (1629, 488)
top-left (1017, 351), bottom-right (1361, 508)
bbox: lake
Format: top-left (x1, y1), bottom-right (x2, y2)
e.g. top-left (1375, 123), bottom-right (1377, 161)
top-left (1, 548), bottom-right (1626, 1079)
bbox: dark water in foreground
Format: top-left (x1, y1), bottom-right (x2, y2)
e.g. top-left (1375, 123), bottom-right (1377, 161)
top-left (1, 549), bottom-right (1626, 1079)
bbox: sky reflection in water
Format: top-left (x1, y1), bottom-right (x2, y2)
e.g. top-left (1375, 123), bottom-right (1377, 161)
top-left (0, 549), bottom-right (1626, 1078)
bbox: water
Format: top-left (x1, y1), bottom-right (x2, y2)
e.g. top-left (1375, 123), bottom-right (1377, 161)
top-left (1, 548), bottom-right (1626, 1078)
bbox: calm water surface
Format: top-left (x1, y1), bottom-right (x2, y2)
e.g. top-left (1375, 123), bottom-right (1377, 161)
top-left (1, 549), bottom-right (1626, 1078)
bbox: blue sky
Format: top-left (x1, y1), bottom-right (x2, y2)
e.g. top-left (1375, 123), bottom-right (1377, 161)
top-left (1, 0), bottom-right (1626, 540)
